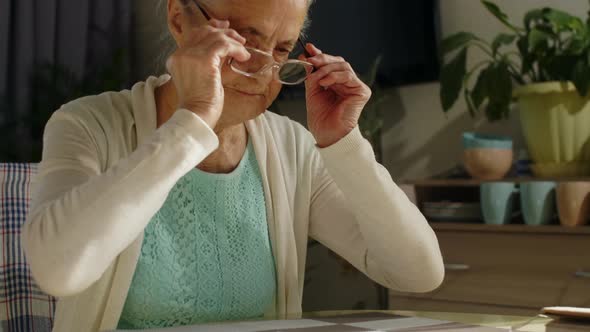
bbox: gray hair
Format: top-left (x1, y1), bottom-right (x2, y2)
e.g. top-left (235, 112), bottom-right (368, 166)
top-left (153, 0), bottom-right (315, 74)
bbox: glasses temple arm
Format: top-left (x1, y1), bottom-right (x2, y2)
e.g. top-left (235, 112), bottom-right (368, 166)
top-left (298, 38), bottom-right (312, 58)
top-left (191, 0), bottom-right (211, 20)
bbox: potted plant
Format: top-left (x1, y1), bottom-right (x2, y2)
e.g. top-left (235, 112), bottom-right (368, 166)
top-left (359, 55), bottom-right (387, 163)
top-left (440, 0), bottom-right (590, 177)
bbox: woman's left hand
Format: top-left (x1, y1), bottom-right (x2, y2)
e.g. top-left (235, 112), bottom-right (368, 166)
top-left (303, 43), bottom-right (372, 148)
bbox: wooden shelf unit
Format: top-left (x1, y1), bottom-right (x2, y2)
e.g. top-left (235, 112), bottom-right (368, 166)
top-left (407, 177), bottom-right (590, 187)
top-left (390, 178), bottom-right (590, 315)
top-left (430, 222), bottom-right (590, 235)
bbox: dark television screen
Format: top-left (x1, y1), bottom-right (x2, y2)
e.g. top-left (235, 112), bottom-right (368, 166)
top-left (304, 0), bottom-right (440, 86)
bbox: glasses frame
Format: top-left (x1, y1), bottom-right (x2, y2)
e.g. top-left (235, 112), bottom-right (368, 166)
top-left (189, 0), bottom-right (314, 85)
top-left (228, 47), bottom-right (314, 85)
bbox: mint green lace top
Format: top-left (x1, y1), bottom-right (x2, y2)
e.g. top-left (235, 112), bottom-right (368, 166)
top-left (117, 140), bottom-right (276, 329)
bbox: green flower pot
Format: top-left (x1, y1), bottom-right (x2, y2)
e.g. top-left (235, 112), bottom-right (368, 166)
top-left (514, 82), bottom-right (590, 177)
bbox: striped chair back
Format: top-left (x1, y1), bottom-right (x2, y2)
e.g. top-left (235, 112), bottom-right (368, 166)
top-left (0, 164), bottom-right (56, 332)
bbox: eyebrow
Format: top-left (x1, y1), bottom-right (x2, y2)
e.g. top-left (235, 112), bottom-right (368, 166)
top-left (238, 27), bottom-right (297, 49)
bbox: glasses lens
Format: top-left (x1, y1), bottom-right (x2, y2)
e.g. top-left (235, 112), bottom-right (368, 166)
top-left (230, 47), bottom-right (312, 85)
top-left (230, 48), bottom-right (273, 75)
top-left (278, 62), bottom-right (311, 84)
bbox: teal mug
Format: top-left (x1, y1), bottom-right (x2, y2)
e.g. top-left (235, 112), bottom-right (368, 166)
top-left (520, 182), bottom-right (556, 226)
top-left (480, 182), bottom-right (516, 225)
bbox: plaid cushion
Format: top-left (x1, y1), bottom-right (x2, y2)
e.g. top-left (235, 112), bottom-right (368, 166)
top-left (0, 164), bottom-right (56, 332)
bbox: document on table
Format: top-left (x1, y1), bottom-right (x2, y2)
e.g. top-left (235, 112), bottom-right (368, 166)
top-left (108, 314), bottom-right (507, 332)
top-left (541, 306), bottom-right (590, 320)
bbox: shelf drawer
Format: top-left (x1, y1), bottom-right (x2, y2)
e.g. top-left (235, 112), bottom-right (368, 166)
top-left (391, 231), bottom-right (590, 309)
top-left (560, 271), bottom-right (590, 307)
top-left (389, 296), bottom-right (537, 316)
top-left (438, 231), bottom-right (590, 271)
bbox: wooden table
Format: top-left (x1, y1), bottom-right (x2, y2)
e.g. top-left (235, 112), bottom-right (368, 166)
top-left (304, 310), bottom-right (590, 332)
top-left (110, 310), bottom-right (590, 331)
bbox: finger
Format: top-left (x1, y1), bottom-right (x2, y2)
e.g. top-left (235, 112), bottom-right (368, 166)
top-left (209, 19), bottom-right (230, 29)
top-left (306, 43), bottom-right (323, 57)
top-left (307, 54), bottom-right (346, 68)
top-left (207, 37), bottom-right (251, 62)
top-left (308, 62), bottom-right (354, 84)
top-left (332, 85), bottom-right (367, 94)
top-left (197, 28), bottom-right (248, 56)
top-left (317, 71), bottom-right (361, 88)
top-left (225, 28), bottom-right (246, 44)
top-left (182, 25), bottom-right (212, 46)
top-left (201, 26), bottom-right (245, 45)
top-left (205, 26), bottom-right (246, 44)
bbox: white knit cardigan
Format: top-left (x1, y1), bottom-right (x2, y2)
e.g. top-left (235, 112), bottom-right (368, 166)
top-left (22, 75), bottom-right (444, 332)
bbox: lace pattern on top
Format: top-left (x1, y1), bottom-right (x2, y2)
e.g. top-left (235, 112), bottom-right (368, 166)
top-left (118, 141), bottom-right (276, 329)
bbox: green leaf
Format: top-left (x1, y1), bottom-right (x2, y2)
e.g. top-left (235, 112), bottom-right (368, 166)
top-left (478, 62), bottom-right (513, 121)
top-left (528, 28), bottom-right (550, 53)
top-left (544, 55), bottom-right (578, 80)
top-left (517, 36), bottom-right (534, 75)
top-left (440, 48), bottom-right (468, 112)
top-left (485, 102), bottom-right (505, 121)
top-left (572, 60), bottom-right (590, 96)
top-left (440, 32), bottom-right (477, 56)
top-left (488, 62), bottom-right (513, 103)
top-left (492, 33), bottom-right (517, 55)
top-left (471, 66), bottom-right (492, 108)
top-left (524, 9), bottom-right (545, 30)
top-left (465, 65), bottom-right (493, 117)
top-left (464, 88), bottom-right (477, 117)
top-left (522, 55), bottom-right (536, 78)
top-left (481, 0), bottom-right (520, 32)
top-left (566, 37), bottom-right (589, 55)
top-left (361, 55), bottom-right (383, 87)
top-left (534, 23), bottom-right (559, 36)
top-left (544, 9), bottom-right (585, 32)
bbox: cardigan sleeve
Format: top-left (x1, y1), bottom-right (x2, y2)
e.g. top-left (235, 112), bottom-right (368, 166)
top-left (308, 127), bottom-right (444, 293)
top-left (22, 107), bottom-right (218, 298)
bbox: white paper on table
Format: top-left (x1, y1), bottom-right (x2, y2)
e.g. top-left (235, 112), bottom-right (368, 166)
top-left (347, 317), bottom-right (454, 331)
top-left (236, 319), bottom-right (335, 331)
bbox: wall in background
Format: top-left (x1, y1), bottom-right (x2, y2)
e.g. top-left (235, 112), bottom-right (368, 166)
top-left (134, 0), bottom-right (167, 80)
top-left (376, 0), bottom-right (588, 181)
top-left (133, 0), bottom-right (589, 181)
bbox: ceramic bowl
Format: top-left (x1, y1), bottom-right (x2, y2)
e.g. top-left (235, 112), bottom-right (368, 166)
top-left (463, 133), bottom-right (513, 180)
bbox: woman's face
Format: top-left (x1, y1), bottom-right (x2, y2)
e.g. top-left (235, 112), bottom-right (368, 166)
top-left (170, 0), bottom-right (309, 130)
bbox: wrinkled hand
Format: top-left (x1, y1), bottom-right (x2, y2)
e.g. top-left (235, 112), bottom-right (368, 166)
top-left (303, 44), bottom-right (372, 148)
top-left (166, 19), bottom-right (250, 129)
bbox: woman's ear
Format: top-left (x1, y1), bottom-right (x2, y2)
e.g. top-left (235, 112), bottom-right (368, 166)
top-left (167, 0), bottom-right (191, 47)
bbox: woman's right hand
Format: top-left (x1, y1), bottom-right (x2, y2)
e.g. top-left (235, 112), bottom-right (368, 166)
top-left (166, 19), bottom-right (250, 129)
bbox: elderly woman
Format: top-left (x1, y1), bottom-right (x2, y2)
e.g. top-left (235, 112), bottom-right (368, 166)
top-left (22, 0), bottom-right (444, 331)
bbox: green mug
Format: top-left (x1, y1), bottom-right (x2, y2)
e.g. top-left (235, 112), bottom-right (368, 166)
top-left (520, 182), bottom-right (556, 226)
top-left (481, 182), bottom-right (516, 225)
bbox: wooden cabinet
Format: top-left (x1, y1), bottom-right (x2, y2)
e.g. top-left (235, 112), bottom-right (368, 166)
top-left (390, 181), bottom-right (590, 315)
top-left (557, 270), bottom-right (590, 308)
top-left (390, 224), bottom-right (590, 315)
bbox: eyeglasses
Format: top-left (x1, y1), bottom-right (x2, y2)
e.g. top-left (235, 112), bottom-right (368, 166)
top-left (189, 0), bottom-right (314, 85)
